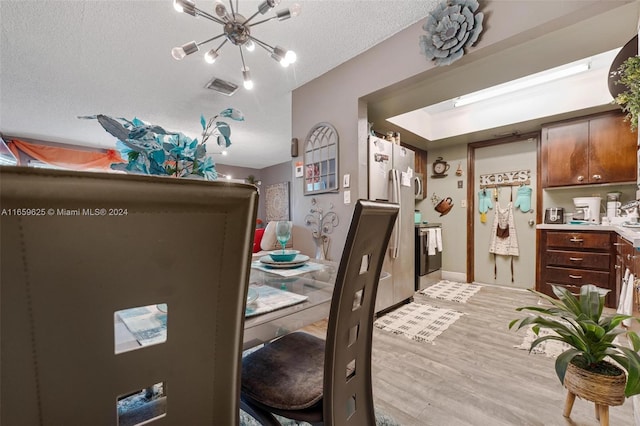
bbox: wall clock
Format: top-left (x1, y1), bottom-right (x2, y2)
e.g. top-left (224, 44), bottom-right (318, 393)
top-left (432, 157), bottom-right (450, 178)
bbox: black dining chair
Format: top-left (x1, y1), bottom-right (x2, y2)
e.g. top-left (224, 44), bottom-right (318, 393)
top-left (241, 199), bottom-right (399, 426)
top-left (0, 167), bottom-right (258, 426)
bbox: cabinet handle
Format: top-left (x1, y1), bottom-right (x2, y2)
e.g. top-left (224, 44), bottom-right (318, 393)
top-left (592, 174), bottom-right (602, 180)
top-left (569, 238), bottom-right (584, 243)
top-left (577, 176), bottom-right (584, 182)
top-left (615, 264), bottom-right (621, 269)
top-left (569, 257), bottom-right (583, 261)
top-left (613, 243), bottom-right (624, 246)
top-left (628, 254), bottom-right (633, 261)
top-left (569, 274), bottom-right (583, 279)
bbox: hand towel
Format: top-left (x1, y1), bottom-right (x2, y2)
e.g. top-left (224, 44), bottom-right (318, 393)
top-left (621, 273), bottom-right (635, 327)
top-left (428, 228), bottom-right (436, 256)
top-left (435, 228), bottom-right (443, 252)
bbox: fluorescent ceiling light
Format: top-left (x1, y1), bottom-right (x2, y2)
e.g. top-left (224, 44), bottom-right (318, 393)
top-left (453, 62), bottom-right (591, 108)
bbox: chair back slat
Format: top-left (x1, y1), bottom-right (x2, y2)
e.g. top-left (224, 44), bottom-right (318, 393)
top-left (323, 200), bottom-right (399, 426)
top-left (1, 167), bottom-right (258, 426)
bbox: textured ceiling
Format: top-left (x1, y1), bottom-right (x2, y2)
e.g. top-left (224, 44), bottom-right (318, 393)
top-left (0, 0), bottom-right (435, 169)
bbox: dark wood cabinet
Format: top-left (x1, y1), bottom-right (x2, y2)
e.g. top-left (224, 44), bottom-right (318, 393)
top-left (614, 235), bottom-right (640, 312)
top-left (541, 111), bottom-right (637, 188)
top-left (537, 230), bottom-right (615, 307)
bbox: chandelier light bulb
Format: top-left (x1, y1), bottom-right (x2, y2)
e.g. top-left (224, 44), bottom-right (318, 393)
top-left (258, 0), bottom-right (280, 14)
top-left (173, 0), bottom-right (195, 16)
top-left (171, 46), bottom-right (186, 60)
top-left (172, 41), bottom-right (199, 60)
top-left (204, 49), bottom-right (218, 63)
top-left (245, 40), bottom-right (255, 52)
top-left (243, 67), bottom-right (254, 90)
top-left (222, 150), bottom-right (228, 156)
top-left (289, 3), bottom-right (301, 17)
top-left (285, 50), bottom-right (297, 64)
top-left (215, 2), bottom-right (231, 21)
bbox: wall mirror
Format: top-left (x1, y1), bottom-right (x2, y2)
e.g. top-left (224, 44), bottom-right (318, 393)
top-left (304, 122), bottom-right (339, 195)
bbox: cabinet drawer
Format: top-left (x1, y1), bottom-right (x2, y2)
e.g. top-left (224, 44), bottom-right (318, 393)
top-left (546, 232), bottom-right (611, 250)
top-left (544, 266), bottom-right (610, 288)
top-left (545, 250), bottom-right (610, 270)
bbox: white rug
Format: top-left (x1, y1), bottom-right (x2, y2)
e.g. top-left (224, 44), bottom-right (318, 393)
top-left (514, 327), bottom-right (571, 358)
top-left (420, 280), bottom-right (482, 303)
top-left (374, 302), bottom-right (464, 344)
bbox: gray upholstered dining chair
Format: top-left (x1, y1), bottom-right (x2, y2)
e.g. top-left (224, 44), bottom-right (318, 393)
top-left (241, 199), bottom-right (399, 426)
top-left (0, 167), bottom-right (258, 426)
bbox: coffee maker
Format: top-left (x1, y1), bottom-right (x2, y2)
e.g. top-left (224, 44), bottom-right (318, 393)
top-left (573, 197), bottom-right (602, 224)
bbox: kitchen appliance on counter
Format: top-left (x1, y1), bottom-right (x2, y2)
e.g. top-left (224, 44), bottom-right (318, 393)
top-left (368, 135), bottom-right (415, 313)
top-left (606, 191), bottom-right (622, 219)
top-left (621, 200), bottom-right (640, 222)
top-left (573, 197), bottom-right (602, 224)
top-left (544, 207), bottom-right (564, 224)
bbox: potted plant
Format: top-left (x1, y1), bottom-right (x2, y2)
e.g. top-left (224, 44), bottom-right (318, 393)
top-left (509, 284), bottom-right (640, 420)
top-left (612, 54), bottom-right (640, 131)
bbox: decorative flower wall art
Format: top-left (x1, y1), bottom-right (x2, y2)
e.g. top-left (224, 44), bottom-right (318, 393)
top-left (419, 0), bottom-right (484, 66)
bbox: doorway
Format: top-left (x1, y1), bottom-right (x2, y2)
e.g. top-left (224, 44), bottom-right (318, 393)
top-left (468, 134), bottom-right (538, 288)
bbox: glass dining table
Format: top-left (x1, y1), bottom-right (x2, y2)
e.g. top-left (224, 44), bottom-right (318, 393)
top-left (244, 258), bottom-right (336, 349)
top-left (113, 258), bottom-right (337, 354)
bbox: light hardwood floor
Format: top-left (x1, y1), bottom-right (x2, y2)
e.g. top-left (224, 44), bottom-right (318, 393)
top-left (306, 284), bottom-right (637, 426)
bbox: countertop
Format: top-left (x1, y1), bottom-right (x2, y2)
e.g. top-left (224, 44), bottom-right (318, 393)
top-left (415, 222), bottom-right (442, 228)
top-left (536, 223), bottom-right (640, 248)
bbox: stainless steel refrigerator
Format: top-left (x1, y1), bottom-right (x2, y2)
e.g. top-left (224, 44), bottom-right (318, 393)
top-left (368, 135), bottom-right (416, 313)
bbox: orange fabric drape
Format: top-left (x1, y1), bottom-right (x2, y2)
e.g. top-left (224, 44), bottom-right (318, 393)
top-left (7, 139), bottom-right (124, 171)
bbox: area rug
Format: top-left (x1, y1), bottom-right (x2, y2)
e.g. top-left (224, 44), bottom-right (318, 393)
top-left (514, 326), bottom-right (571, 358)
top-left (374, 302), bottom-right (464, 344)
top-left (419, 280), bottom-right (482, 303)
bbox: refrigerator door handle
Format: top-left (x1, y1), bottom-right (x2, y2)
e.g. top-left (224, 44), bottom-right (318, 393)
top-left (390, 169), bottom-right (401, 259)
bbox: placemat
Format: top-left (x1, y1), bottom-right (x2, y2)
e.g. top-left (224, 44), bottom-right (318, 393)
top-left (117, 305), bottom-right (167, 346)
top-left (245, 285), bottom-right (309, 317)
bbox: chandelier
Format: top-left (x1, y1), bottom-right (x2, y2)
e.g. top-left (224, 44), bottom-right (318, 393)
top-left (172, 0), bottom-right (300, 90)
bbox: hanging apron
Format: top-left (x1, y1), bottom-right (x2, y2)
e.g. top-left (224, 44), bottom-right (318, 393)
top-left (489, 200), bottom-right (519, 282)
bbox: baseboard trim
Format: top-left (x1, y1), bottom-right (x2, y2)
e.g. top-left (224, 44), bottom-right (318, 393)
top-left (441, 270), bottom-right (466, 283)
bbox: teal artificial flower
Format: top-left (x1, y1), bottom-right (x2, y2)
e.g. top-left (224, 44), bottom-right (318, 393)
top-left (80, 108), bottom-right (243, 180)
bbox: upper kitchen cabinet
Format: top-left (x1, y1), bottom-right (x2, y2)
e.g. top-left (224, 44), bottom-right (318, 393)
top-left (541, 111), bottom-right (637, 188)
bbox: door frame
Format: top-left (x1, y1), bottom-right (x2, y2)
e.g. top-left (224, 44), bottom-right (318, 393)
top-left (465, 132), bottom-right (542, 283)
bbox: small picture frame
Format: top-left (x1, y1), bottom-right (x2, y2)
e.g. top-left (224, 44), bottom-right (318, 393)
top-left (295, 163), bottom-right (304, 178)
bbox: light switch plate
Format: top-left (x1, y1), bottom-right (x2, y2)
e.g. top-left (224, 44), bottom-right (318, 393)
top-left (344, 190), bottom-right (351, 204)
top-left (460, 199), bottom-right (467, 208)
top-left (343, 174), bottom-right (350, 188)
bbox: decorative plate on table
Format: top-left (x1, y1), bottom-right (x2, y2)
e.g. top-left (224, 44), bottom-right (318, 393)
top-left (259, 254), bottom-right (310, 269)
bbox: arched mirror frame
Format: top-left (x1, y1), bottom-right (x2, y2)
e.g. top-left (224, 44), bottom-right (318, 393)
top-left (303, 122), bottom-right (339, 195)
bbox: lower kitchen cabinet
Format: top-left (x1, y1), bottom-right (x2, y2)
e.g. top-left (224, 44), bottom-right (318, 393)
top-left (614, 235), bottom-right (640, 314)
top-left (537, 230), bottom-right (616, 308)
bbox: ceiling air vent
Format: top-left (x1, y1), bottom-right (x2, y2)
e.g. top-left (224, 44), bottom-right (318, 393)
top-left (205, 77), bottom-right (238, 96)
